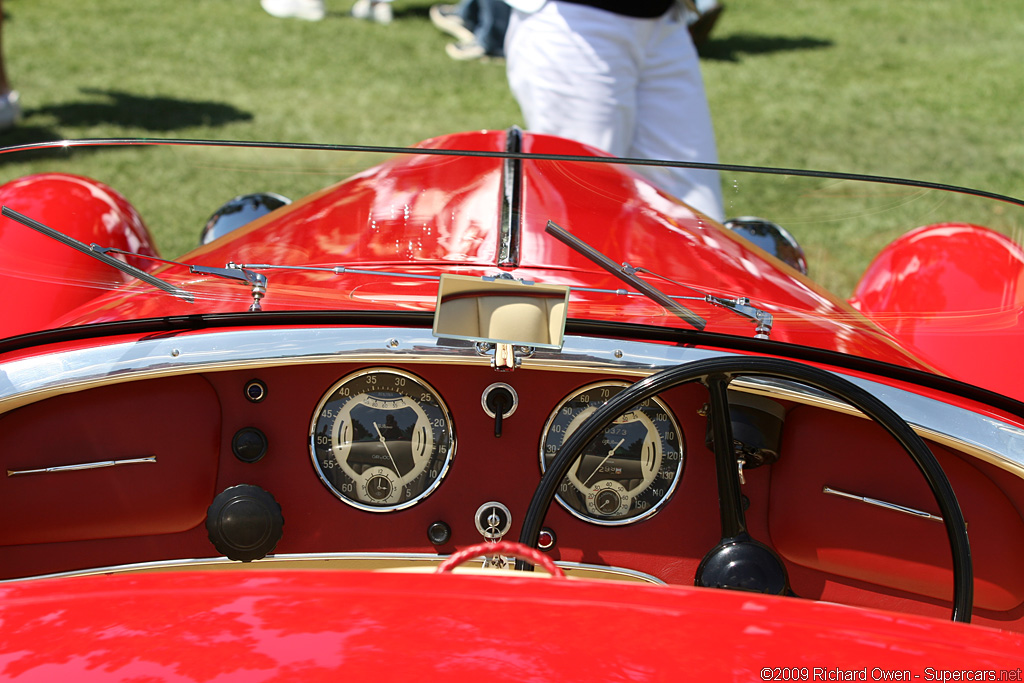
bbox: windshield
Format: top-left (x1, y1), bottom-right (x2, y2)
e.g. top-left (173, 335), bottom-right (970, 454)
top-left (2, 135), bottom-right (1023, 397)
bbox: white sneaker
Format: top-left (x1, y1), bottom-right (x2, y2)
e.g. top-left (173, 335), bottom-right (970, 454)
top-left (261, 0), bottom-right (325, 21)
top-left (352, 0), bottom-right (392, 23)
top-left (351, 0), bottom-right (371, 19)
top-left (430, 4), bottom-right (474, 43)
top-left (372, 1), bottom-right (393, 24)
top-left (0, 91), bottom-right (21, 132)
top-left (445, 40), bottom-right (485, 61)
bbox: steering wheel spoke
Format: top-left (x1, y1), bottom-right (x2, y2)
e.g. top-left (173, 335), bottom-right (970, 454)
top-left (697, 372), bottom-right (791, 593)
top-left (705, 373), bottom-right (747, 539)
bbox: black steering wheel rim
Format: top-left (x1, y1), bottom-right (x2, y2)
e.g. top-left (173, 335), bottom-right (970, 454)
top-left (517, 356), bottom-right (973, 622)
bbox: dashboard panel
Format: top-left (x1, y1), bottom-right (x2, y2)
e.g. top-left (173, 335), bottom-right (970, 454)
top-left (1, 358), bottom-right (1024, 629)
top-left (771, 405), bottom-right (1024, 613)
top-left (0, 375), bottom-right (220, 547)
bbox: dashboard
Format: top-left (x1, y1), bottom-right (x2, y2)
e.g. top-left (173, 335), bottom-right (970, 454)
top-left (0, 358), bottom-right (713, 582)
top-left (3, 329), bottom-right (1024, 631)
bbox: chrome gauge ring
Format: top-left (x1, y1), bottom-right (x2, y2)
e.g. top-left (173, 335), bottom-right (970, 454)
top-left (540, 382), bottom-right (684, 525)
top-left (310, 368), bottom-right (456, 511)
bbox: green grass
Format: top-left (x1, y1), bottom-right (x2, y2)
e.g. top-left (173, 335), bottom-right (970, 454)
top-left (1, 0), bottom-right (1022, 294)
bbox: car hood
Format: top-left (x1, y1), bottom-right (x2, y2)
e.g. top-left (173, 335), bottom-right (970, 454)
top-left (1, 569), bottom-right (1023, 680)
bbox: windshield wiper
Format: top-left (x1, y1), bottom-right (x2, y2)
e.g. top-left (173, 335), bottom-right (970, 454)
top-left (187, 264), bottom-right (267, 312)
top-left (546, 220), bottom-right (773, 339)
top-left (626, 263), bottom-right (774, 339)
top-left (545, 220), bottom-right (706, 330)
top-left (2, 206), bottom-right (194, 303)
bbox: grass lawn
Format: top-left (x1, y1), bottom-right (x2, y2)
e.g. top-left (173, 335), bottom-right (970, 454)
top-left (1, 0), bottom-right (1022, 294)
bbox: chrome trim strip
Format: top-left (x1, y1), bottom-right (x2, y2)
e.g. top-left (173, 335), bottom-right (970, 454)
top-left (822, 486), bottom-right (945, 524)
top-left (7, 455), bottom-right (157, 477)
top-left (1, 327), bottom-right (1024, 477)
top-left (2, 551), bottom-right (665, 585)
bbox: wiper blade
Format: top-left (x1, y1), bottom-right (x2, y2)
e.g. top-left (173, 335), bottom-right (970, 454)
top-left (1, 206), bottom-right (194, 303)
top-left (545, 220), bottom-right (706, 330)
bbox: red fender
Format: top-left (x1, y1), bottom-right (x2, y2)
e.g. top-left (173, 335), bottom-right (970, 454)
top-left (850, 223), bottom-right (1024, 399)
top-left (0, 174), bottom-right (160, 338)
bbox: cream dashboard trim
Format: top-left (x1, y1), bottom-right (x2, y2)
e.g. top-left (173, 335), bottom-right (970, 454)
top-left (2, 552), bottom-right (665, 585)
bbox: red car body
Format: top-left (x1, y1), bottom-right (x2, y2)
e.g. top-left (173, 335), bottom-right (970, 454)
top-left (1, 130), bottom-right (1023, 679)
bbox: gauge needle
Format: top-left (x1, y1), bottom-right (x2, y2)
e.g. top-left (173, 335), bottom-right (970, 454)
top-left (584, 438), bottom-right (625, 488)
top-left (374, 422), bottom-right (401, 476)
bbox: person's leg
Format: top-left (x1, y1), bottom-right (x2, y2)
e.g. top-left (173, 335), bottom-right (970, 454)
top-left (0, 0), bottom-right (9, 94)
top-left (0, 0), bottom-right (20, 132)
top-left (474, 0), bottom-right (510, 57)
top-left (630, 15), bottom-right (723, 220)
top-left (506, 3), bottom-right (639, 157)
top-left (507, 4), bottom-right (721, 218)
top-left (459, 0), bottom-right (479, 29)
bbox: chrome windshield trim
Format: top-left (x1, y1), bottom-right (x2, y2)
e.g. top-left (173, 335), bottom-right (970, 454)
top-left (1, 326), bottom-right (1023, 477)
top-left (2, 551), bottom-right (665, 585)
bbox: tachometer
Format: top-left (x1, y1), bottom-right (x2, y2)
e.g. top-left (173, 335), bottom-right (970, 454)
top-left (310, 368), bottom-right (455, 511)
top-left (540, 382), bottom-right (684, 525)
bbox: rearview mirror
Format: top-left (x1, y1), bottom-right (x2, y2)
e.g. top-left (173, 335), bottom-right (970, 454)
top-left (432, 274), bottom-right (569, 349)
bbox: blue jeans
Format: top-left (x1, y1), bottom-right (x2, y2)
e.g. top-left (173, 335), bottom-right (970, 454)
top-left (458, 0), bottom-right (511, 56)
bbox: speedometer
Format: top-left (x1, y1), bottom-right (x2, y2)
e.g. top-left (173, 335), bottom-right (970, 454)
top-left (540, 382), bottom-right (684, 525)
top-left (310, 368), bottom-right (455, 511)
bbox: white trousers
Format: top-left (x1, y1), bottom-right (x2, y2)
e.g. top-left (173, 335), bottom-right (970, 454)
top-left (505, 2), bottom-right (724, 221)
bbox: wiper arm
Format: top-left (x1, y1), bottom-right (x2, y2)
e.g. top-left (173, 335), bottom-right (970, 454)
top-left (1, 206), bottom-right (194, 303)
top-left (545, 220), bottom-right (706, 331)
top-left (188, 264), bottom-right (267, 312)
top-left (703, 294), bottom-right (773, 339)
top-left (626, 263), bottom-right (774, 340)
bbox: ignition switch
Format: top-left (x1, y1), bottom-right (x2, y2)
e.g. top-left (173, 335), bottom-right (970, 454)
top-left (474, 502), bottom-right (513, 541)
top-left (473, 501), bottom-right (514, 569)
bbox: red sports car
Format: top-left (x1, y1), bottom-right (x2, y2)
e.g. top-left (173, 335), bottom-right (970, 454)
top-left (1, 130), bottom-right (1023, 679)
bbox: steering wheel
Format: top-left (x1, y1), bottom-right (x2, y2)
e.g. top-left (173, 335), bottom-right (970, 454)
top-left (517, 356), bottom-right (973, 622)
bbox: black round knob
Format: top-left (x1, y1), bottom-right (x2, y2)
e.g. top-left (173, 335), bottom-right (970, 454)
top-left (695, 537), bottom-right (788, 595)
top-left (206, 484), bottom-right (283, 562)
top-left (232, 427), bottom-right (268, 463)
top-left (427, 521), bottom-right (452, 546)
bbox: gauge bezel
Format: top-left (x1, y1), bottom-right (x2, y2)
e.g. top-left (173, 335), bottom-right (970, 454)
top-left (539, 381), bottom-right (685, 526)
top-left (309, 367), bottom-right (456, 512)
